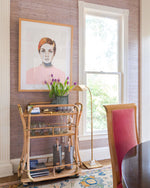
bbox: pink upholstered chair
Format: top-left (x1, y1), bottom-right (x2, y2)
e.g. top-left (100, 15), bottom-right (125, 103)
top-left (104, 103), bottom-right (139, 188)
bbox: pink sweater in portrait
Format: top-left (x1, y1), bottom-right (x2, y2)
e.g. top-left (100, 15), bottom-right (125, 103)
top-left (26, 65), bottom-right (66, 85)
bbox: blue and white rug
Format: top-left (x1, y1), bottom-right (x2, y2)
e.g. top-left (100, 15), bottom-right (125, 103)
top-left (51, 166), bottom-right (112, 188)
top-left (6, 166), bottom-right (112, 188)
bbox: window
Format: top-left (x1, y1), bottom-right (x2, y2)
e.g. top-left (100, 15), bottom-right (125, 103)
top-left (79, 1), bottom-right (129, 140)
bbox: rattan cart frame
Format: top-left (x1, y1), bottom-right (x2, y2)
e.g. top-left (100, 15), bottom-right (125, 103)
top-left (17, 103), bottom-right (82, 184)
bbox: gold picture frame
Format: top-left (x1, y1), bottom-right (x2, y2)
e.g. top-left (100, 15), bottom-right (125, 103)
top-left (18, 18), bottom-right (73, 92)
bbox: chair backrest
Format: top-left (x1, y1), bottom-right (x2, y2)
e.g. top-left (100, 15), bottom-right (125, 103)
top-left (104, 103), bottom-right (139, 188)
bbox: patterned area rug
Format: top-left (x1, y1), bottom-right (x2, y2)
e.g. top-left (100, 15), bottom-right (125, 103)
top-left (4, 166), bottom-right (112, 188)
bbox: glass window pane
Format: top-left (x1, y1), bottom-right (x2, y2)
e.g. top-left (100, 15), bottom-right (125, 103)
top-left (85, 15), bottom-right (118, 72)
top-left (86, 73), bottom-right (119, 132)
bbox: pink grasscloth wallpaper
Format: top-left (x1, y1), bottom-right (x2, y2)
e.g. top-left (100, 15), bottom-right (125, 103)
top-left (10, 0), bottom-right (140, 159)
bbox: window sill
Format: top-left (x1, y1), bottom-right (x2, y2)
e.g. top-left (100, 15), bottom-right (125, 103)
top-left (79, 133), bottom-right (108, 141)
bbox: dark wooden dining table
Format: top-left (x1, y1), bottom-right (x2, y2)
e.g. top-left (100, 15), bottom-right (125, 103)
top-left (122, 141), bottom-right (150, 188)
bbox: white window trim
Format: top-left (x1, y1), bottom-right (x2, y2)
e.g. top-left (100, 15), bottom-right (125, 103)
top-left (78, 1), bottom-right (129, 141)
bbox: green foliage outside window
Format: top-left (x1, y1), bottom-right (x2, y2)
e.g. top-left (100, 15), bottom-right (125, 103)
top-left (86, 74), bottom-right (118, 132)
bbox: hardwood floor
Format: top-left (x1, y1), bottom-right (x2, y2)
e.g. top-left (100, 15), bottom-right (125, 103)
top-left (0, 173), bottom-right (20, 186)
top-left (0, 159), bottom-right (111, 187)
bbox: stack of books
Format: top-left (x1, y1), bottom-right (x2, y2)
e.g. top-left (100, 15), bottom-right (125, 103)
top-left (30, 162), bottom-right (49, 178)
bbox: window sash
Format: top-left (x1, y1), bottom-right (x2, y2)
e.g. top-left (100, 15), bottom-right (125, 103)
top-left (83, 71), bottom-right (121, 134)
top-left (78, 1), bottom-right (129, 139)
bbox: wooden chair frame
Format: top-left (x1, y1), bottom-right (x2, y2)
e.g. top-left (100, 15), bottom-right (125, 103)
top-left (104, 103), bottom-right (139, 188)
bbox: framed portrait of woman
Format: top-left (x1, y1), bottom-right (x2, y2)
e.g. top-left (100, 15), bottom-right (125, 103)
top-left (18, 18), bottom-right (73, 92)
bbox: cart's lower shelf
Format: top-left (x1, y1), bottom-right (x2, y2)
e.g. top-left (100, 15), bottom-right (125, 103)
top-left (21, 165), bottom-right (80, 183)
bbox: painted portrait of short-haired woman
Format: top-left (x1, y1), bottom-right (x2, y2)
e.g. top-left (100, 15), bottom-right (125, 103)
top-left (26, 37), bottom-right (66, 85)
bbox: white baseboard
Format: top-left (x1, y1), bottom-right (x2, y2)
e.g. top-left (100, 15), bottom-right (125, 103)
top-left (80, 147), bottom-right (110, 162)
top-left (10, 158), bottom-right (20, 174)
top-left (11, 147), bottom-right (110, 174)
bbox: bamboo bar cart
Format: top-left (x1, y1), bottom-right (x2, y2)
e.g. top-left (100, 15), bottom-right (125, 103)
top-left (17, 103), bottom-right (82, 185)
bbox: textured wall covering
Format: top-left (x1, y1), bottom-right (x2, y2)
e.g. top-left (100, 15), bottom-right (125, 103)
top-left (10, 0), bottom-right (140, 159)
